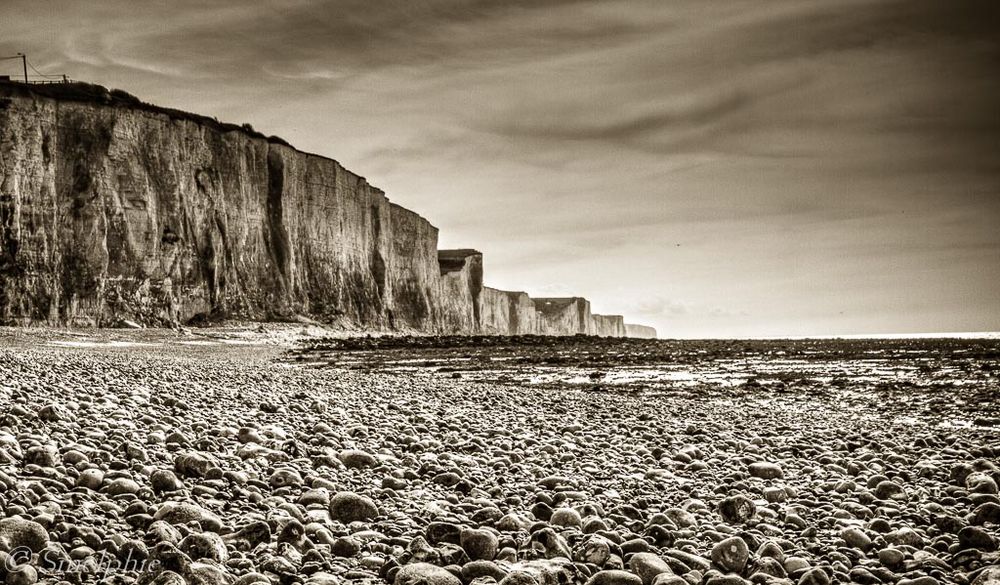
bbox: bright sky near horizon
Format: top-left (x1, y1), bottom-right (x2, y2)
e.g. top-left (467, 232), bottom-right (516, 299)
top-left (3, 0), bottom-right (998, 338)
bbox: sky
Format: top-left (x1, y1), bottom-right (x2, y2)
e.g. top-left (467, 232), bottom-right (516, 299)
top-left (3, 0), bottom-right (998, 337)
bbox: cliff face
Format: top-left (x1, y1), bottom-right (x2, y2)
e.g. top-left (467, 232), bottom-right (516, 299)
top-left (625, 324), bottom-right (658, 339)
top-left (0, 86), bottom-right (441, 328)
top-left (533, 297), bottom-right (593, 335)
top-left (437, 250), bottom-right (483, 334)
top-left (480, 288), bottom-right (542, 335)
top-left (593, 314), bottom-right (627, 337)
top-left (479, 287), bottom-right (511, 335)
top-left (387, 203), bottom-right (440, 330)
top-left (0, 82), bottom-right (657, 336)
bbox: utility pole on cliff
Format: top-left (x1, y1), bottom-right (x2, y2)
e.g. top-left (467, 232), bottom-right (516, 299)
top-left (0, 53), bottom-right (29, 83)
top-left (17, 53), bottom-right (27, 83)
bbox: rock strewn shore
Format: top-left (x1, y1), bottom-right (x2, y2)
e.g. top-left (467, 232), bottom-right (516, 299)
top-left (0, 336), bottom-right (998, 585)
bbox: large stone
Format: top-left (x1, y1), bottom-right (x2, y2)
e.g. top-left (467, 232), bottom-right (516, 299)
top-left (329, 492), bottom-right (379, 523)
top-left (841, 527), bottom-right (872, 551)
top-left (462, 560), bottom-right (508, 582)
top-left (585, 571), bottom-right (643, 585)
top-left (461, 528), bottom-right (499, 561)
top-left (972, 566), bottom-right (1000, 585)
top-left (718, 495), bottom-right (756, 524)
top-left (959, 526), bottom-right (998, 551)
top-left (106, 477), bottom-right (141, 496)
top-left (797, 568), bottom-right (831, 585)
top-left (394, 563), bottom-right (461, 585)
top-left (153, 502), bottom-right (223, 531)
top-left (550, 508), bottom-right (583, 528)
top-left (748, 462), bottom-right (783, 480)
top-left (574, 535), bottom-right (612, 566)
top-left (877, 548), bottom-right (905, 570)
top-left (628, 553), bottom-right (674, 585)
top-left (338, 449), bottom-right (378, 469)
top-left (150, 469), bottom-right (184, 493)
top-left (0, 517), bottom-right (49, 552)
top-left (184, 561), bottom-right (235, 585)
top-left (711, 536), bottom-right (750, 574)
top-left (884, 527), bottom-right (924, 548)
top-left (180, 532), bottom-right (229, 563)
top-left (873, 480), bottom-right (907, 501)
top-left (504, 559), bottom-right (577, 585)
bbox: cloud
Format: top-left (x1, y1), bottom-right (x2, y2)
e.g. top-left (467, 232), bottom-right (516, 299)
top-left (483, 88), bottom-right (756, 152)
top-left (634, 297), bottom-right (690, 317)
top-left (7, 0), bottom-right (652, 79)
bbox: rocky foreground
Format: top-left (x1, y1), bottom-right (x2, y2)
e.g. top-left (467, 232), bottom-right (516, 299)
top-left (0, 332), bottom-right (999, 585)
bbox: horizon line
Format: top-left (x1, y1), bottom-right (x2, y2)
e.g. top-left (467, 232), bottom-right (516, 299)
top-left (661, 331), bottom-right (1000, 341)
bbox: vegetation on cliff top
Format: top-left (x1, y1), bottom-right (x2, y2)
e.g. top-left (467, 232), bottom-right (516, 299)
top-left (0, 79), bottom-right (292, 147)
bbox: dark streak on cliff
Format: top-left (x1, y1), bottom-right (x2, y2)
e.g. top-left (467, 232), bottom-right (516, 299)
top-left (60, 107), bottom-right (113, 320)
top-left (265, 147), bottom-right (290, 295)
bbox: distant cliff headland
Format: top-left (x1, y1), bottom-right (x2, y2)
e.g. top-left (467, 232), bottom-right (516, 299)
top-left (0, 81), bottom-right (655, 338)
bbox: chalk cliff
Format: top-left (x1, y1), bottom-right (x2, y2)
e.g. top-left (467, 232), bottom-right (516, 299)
top-left (437, 249), bottom-right (483, 334)
top-left (0, 85), bottom-right (428, 327)
top-left (532, 297), bottom-right (593, 335)
top-left (625, 324), bottom-right (658, 339)
top-left (0, 81), bottom-right (655, 337)
top-left (593, 314), bottom-right (627, 337)
top-left (480, 288), bottom-right (542, 335)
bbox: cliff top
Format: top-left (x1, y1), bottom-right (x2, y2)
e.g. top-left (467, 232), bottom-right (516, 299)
top-left (533, 297), bottom-right (584, 304)
top-left (532, 297), bottom-right (585, 316)
top-left (438, 249), bottom-right (482, 274)
top-left (438, 249), bottom-right (482, 259)
top-left (484, 287), bottom-right (530, 298)
top-left (0, 80), bottom-right (293, 148)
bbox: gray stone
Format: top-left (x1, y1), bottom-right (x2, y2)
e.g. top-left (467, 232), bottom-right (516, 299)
top-left (585, 570), bottom-right (643, 585)
top-left (0, 517), bottom-right (50, 552)
top-left (711, 536), bottom-right (750, 574)
top-left (748, 462), bottom-right (783, 480)
top-left (329, 491), bottom-right (379, 523)
top-left (461, 528), bottom-right (499, 561)
top-left (718, 495), bottom-right (756, 524)
top-left (628, 552), bottom-right (675, 585)
top-left (394, 563), bottom-right (462, 585)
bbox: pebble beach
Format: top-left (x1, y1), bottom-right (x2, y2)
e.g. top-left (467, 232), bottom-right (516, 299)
top-left (0, 329), bottom-right (998, 585)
